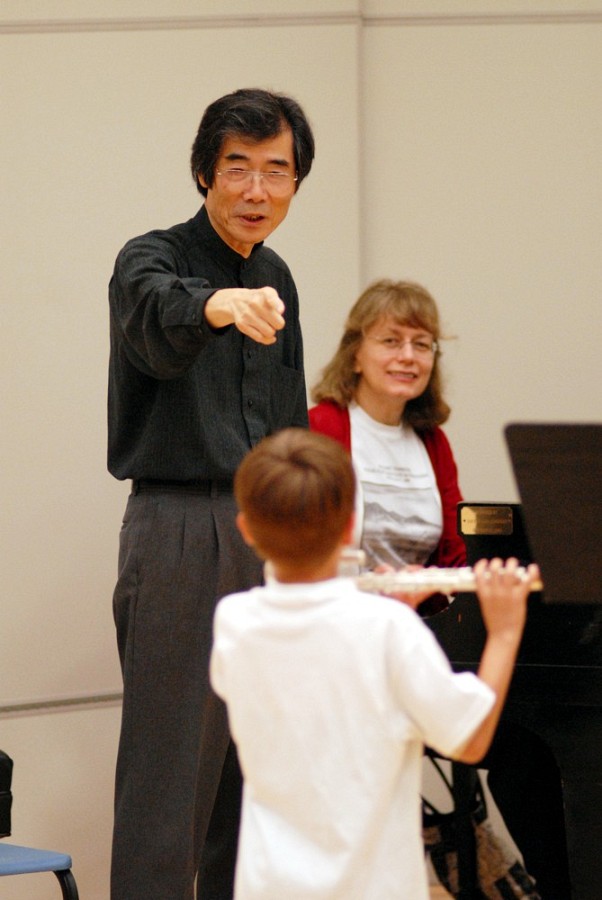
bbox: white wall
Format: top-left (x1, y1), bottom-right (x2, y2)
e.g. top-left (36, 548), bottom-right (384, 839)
top-left (361, 2), bottom-right (602, 499)
top-left (1, 2), bottom-right (600, 897)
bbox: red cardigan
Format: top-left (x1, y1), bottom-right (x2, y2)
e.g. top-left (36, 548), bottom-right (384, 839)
top-left (309, 401), bottom-right (466, 568)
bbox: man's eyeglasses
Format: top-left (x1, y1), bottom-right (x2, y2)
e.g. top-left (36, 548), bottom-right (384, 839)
top-left (367, 336), bottom-right (439, 357)
top-left (216, 168), bottom-right (298, 195)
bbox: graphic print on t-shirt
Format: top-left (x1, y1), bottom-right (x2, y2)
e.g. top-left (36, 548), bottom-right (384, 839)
top-left (349, 405), bottom-right (442, 569)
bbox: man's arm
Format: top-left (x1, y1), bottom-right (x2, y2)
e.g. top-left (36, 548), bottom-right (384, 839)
top-left (205, 286), bottom-right (285, 345)
top-left (453, 557), bottom-right (539, 764)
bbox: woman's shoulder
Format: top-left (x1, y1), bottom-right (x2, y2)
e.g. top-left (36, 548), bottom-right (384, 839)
top-left (420, 424), bottom-right (454, 455)
top-left (308, 401), bottom-right (350, 448)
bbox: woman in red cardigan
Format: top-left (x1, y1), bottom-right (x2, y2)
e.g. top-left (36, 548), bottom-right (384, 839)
top-left (309, 279), bottom-right (465, 608)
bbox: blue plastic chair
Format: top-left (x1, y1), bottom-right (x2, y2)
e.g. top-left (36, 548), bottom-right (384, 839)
top-left (0, 749), bottom-right (79, 897)
top-left (0, 841), bottom-right (79, 898)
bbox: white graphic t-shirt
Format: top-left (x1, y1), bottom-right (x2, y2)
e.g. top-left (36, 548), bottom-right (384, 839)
top-left (349, 403), bottom-right (442, 569)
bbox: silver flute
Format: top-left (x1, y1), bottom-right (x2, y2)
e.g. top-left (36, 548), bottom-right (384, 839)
top-left (341, 550), bottom-right (543, 595)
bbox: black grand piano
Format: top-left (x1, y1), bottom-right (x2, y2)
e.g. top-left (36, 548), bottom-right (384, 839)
top-left (428, 423), bottom-right (602, 900)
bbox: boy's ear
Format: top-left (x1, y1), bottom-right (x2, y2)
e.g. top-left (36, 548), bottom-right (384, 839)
top-left (341, 513), bottom-right (356, 546)
top-left (236, 511), bottom-right (255, 547)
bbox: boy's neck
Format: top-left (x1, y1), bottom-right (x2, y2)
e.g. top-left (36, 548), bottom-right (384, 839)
top-left (270, 550), bottom-right (342, 585)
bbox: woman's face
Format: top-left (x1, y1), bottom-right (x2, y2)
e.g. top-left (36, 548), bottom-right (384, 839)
top-left (353, 316), bottom-right (436, 423)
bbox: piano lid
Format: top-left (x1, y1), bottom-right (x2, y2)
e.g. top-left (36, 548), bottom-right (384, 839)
top-left (505, 422), bottom-right (602, 605)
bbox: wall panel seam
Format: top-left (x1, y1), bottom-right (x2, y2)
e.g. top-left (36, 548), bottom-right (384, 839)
top-left (0, 692), bottom-right (123, 719)
top-left (365, 12), bottom-right (602, 26)
top-left (2, 10), bottom-right (601, 35)
top-left (1, 14), bottom-right (359, 35)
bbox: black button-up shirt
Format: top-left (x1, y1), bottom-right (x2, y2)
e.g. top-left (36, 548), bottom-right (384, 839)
top-left (108, 205), bottom-right (307, 481)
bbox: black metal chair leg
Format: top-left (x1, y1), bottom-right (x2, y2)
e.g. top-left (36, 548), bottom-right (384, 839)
top-left (55, 868), bottom-right (80, 900)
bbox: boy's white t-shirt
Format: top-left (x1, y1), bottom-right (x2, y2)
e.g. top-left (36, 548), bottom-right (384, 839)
top-left (349, 403), bottom-right (442, 568)
top-left (210, 577), bottom-right (494, 900)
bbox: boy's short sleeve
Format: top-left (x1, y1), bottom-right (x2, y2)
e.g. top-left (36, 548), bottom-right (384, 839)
top-left (385, 610), bottom-right (495, 758)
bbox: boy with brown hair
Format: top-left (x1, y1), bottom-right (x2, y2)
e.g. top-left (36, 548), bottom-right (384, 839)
top-left (210, 428), bottom-right (538, 900)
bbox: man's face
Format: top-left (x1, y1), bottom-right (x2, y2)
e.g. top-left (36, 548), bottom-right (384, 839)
top-left (199, 128), bottom-right (297, 258)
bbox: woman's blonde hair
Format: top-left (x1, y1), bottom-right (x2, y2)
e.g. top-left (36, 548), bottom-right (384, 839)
top-left (311, 279), bottom-right (450, 429)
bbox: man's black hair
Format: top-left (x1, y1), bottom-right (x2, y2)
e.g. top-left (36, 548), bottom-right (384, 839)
top-left (190, 87), bottom-right (315, 197)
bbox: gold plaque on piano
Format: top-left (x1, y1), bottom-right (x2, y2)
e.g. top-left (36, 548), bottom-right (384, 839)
top-left (460, 505), bottom-right (514, 536)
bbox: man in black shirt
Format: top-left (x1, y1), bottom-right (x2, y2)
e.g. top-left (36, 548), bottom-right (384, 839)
top-left (108, 88), bottom-right (315, 900)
